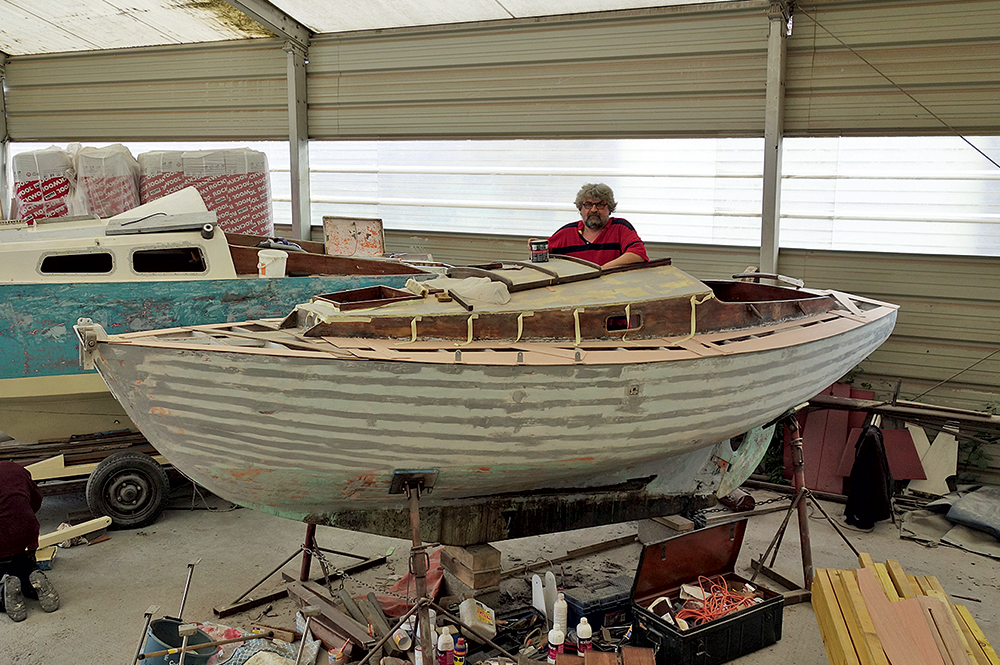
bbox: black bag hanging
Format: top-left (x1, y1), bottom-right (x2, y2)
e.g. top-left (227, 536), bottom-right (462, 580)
top-left (844, 424), bottom-right (894, 529)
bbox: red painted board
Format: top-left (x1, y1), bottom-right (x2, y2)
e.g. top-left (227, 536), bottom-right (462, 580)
top-left (836, 428), bottom-right (927, 480)
top-left (814, 383), bottom-right (852, 493)
top-left (801, 406), bottom-right (830, 489)
top-left (849, 388), bottom-right (876, 430)
top-left (782, 409), bottom-right (810, 481)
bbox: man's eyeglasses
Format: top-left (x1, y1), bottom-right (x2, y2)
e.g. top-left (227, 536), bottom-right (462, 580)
top-left (581, 201), bottom-right (609, 210)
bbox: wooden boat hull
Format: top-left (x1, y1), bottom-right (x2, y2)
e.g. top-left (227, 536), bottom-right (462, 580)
top-left (0, 274), bottom-right (422, 443)
top-left (88, 304), bottom-right (896, 542)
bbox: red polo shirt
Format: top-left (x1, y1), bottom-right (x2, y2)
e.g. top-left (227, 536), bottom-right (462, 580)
top-left (548, 218), bottom-right (648, 266)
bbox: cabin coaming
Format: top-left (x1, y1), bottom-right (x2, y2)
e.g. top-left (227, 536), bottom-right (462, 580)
top-left (280, 260), bottom-right (843, 344)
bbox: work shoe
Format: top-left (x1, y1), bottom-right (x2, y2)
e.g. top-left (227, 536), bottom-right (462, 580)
top-left (28, 570), bottom-right (59, 613)
top-left (2, 574), bottom-right (27, 622)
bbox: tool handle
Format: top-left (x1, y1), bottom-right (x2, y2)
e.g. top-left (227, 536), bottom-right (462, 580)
top-left (136, 631), bottom-right (273, 660)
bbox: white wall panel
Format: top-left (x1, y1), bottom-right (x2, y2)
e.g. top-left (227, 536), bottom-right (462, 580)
top-left (785, 0), bottom-right (1000, 136)
top-left (306, 4), bottom-right (771, 139)
top-left (4, 39), bottom-right (288, 141)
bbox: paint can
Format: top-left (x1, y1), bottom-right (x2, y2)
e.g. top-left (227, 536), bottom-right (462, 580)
top-left (529, 238), bottom-right (549, 263)
top-left (257, 249), bottom-right (288, 278)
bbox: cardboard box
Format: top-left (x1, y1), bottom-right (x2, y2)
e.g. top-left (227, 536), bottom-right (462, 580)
top-left (631, 519), bottom-right (782, 665)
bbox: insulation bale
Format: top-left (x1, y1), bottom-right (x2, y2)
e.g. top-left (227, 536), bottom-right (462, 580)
top-left (138, 148), bottom-right (273, 236)
top-left (137, 151), bottom-right (187, 202)
top-left (13, 146), bottom-right (75, 222)
top-left (75, 144), bottom-right (141, 218)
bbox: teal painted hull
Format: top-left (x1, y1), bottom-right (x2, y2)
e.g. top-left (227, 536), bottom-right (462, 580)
top-left (0, 275), bottom-right (418, 381)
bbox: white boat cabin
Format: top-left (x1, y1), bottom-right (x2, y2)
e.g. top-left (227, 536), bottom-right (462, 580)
top-left (0, 212), bottom-right (237, 284)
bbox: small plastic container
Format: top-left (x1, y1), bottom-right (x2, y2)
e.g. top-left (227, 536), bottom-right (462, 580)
top-left (437, 626), bottom-right (454, 665)
top-left (577, 617), bottom-right (593, 652)
top-left (553, 592), bottom-right (568, 632)
top-left (547, 626), bottom-right (565, 664)
top-left (459, 598), bottom-right (497, 640)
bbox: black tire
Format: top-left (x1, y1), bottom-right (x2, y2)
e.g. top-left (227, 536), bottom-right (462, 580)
top-left (86, 451), bottom-right (170, 529)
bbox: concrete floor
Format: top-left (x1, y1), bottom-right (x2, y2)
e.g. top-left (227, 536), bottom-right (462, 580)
top-left (4, 485), bottom-right (998, 665)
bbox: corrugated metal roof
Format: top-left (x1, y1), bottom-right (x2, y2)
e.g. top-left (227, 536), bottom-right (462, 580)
top-left (0, 0), bottom-right (717, 56)
top-left (0, 1), bottom-right (271, 55)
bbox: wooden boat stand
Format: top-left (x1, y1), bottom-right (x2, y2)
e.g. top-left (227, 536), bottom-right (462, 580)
top-left (349, 471), bottom-right (519, 665)
top-left (749, 414), bottom-right (860, 604)
top-left (212, 523), bottom-right (387, 618)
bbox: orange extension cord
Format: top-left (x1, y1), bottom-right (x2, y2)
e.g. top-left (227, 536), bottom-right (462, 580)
top-left (673, 576), bottom-right (756, 626)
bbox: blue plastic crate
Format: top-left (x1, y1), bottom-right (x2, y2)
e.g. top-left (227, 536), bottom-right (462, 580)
top-left (563, 574), bottom-right (633, 630)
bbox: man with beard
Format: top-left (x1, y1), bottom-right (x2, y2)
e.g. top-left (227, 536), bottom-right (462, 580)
top-left (548, 183), bottom-right (648, 268)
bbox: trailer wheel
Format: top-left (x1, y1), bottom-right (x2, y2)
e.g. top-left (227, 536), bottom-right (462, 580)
top-left (86, 451), bottom-right (170, 529)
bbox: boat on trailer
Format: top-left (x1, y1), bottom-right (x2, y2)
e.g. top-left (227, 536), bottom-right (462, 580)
top-left (0, 191), bottom-right (430, 445)
top-left (76, 256), bottom-right (898, 544)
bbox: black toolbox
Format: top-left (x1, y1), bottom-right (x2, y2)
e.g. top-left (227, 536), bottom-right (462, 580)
top-left (630, 518), bottom-right (783, 665)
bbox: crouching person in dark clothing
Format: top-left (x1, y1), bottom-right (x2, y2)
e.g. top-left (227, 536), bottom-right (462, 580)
top-left (0, 461), bottom-right (60, 622)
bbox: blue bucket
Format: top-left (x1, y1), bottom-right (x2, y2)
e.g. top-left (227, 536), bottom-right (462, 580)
top-left (143, 618), bottom-right (217, 665)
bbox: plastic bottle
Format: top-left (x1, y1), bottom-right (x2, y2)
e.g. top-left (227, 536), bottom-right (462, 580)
top-left (547, 626), bottom-right (565, 664)
top-left (553, 593), bottom-right (568, 633)
top-left (437, 626), bottom-right (455, 665)
top-left (453, 637), bottom-right (467, 665)
top-left (415, 626), bottom-right (438, 665)
top-left (576, 617), bottom-right (593, 653)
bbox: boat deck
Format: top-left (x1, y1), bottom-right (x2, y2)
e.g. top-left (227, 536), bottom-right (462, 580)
top-left (101, 302), bottom-right (896, 366)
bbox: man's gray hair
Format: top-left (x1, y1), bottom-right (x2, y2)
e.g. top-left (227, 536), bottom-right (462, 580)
top-left (574, 183), bottom-right (617, 212)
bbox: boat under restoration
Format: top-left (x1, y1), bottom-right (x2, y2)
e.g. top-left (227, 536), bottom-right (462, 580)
top-left (76, 256), bottom-right (898, 544)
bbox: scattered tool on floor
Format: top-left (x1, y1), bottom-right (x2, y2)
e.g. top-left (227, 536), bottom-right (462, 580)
top-left (37, 516), bottom-right (112, 550)
top-left (176, 623), bottom-right (198, 665)
top-left (176, 559), bottom-right (201, 620)
top-left (132, 605), bottom-right (160, 665)
top-left (295, 606), bottom-right (322, 665)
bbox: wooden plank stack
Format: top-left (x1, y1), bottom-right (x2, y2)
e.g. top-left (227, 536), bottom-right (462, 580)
top-left (441, 544), bottom-right (502, 590)
top-left (813, 553), bottom-right (998, 665)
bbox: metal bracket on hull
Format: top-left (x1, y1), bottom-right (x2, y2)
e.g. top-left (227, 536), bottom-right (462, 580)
top-left (74, 318), bottom-right (107, 371)
top-left (389, 469), bottom-right (439, 495)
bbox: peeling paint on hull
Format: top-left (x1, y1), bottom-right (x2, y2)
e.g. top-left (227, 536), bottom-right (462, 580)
top-left (0, 274), bottom-right (419, 442)
top-left (90, 307), bottom-right (896, 542)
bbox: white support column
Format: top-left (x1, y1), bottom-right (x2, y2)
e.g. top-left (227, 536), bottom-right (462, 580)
top-left (222, 1), bottom-right (312, 240)
top-left (285, 41), bottom-right (311, 241)
top-left (760, 2), bottom-right (790, 275)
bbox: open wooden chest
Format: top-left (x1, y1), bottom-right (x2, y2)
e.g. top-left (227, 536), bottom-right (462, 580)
top-left (630, 518), bottom-right (783, 665)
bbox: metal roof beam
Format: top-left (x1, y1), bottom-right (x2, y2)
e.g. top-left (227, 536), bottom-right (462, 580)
top-left (223, 0), bottom-right (311, 49)
top-left (759, 0), bottom-right (790, 275)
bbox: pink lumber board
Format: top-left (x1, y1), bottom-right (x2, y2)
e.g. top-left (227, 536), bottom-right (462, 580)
top-left (893, 598), bottom-right (947, 665)
top-left (856, 568), bottom-right (932, 665)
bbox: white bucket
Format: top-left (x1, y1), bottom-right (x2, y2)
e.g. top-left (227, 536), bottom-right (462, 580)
top-left (257, 249), bottom-right (288, 278)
